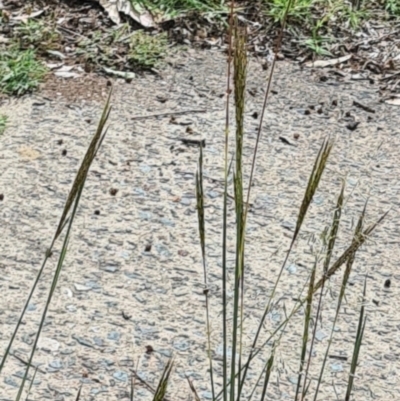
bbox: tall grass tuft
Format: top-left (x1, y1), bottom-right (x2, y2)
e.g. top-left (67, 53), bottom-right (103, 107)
top-left (193, 2), bottom-right (387, 401)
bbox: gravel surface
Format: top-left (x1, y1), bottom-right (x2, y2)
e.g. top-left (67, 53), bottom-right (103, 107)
top-left (0, 48), bottom-right (399, 400)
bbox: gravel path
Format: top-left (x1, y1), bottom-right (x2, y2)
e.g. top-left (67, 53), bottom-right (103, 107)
top-left (0, 48), bottom-right (399, 401)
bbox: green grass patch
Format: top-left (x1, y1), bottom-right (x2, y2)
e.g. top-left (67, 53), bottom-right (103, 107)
top-left (135, 0), bottom-right (224, 17)
top-left (14, 19), bottom-right (60, 52)
top-left (0, 115), bottom-right (7, 135)
top-left (0, 47), bottom-right (47, 96)
top-left (263, 0), bottom-right (395, 55)
top-left (386, 0), bottom-right (400, 16)
top-left (76, 28), bottom-right (170, 74)
top-left (129, 31), bottom-right (168, 69)
top-left (268, 0), bottom-right (313, 24)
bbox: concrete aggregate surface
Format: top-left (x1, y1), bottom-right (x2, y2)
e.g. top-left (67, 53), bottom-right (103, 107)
top-left (0, 49), bottom-right (399, 400)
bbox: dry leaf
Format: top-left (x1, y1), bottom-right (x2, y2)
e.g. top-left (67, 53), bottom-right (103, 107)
top-left (305, 55), bottom-right (352, 68)
top-left (0, 35), bottom-right (9, 44)
top-left (97, 0), bottom-right (154, 27)
top-left (47, 50), bottom-right (66, 60)
top-left (11, 9), bottom-right (45, 23)
top-left (385, 97), bottom-right (400, 106)
top-left (45, 62), bottom-right (64, 70)
top-left (54, 65), bottom-right (80, 78)
top-left (102, 66), bottom-right (135, 79)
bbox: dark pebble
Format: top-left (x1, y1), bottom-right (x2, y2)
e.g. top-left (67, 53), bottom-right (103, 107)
top-left (346, 121), bottom-right (360, 131)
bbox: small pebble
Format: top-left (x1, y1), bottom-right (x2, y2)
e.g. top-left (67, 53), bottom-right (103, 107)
top-left (107, 331), bottom-right (121, 342)
top-left (103, 265), bottom-right (119, 273)
top-left (113, 371), bottom-right (128, 382)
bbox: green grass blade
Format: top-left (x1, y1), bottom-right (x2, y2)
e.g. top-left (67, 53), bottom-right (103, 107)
top-left (196, 144), bottom-right (215, 400)
top-left (24, 366), bottom-right (38, 401)
top-left (16, 185), bottom-right (79, 400)
top-left (130, 358), bottom-right (140, 401)
top-left (345, 276), bottom-right (368, 401)
top-left (295, 257), bottom-right (317, 401)
top-left (260, 349), bottom-right (275, 401)
top-left (75, 384), bottom-right (83, 401)
top-left (196, 145), bottom-right (206, 264)
top-left (0, 254), bottom-right (51, 375)
top-left (54, 88), bottom-right (112, 240)
top-left (186, 375), bottom-right (201, 401)
top-left (153, 359), bottom-right (174, 401)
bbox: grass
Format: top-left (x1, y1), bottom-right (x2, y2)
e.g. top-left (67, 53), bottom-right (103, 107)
top-left (386, 0), bottom-right (400, 16)
top-left (0, 1), bottom-right (390, 400)
top-left (0, 46), bottom-right (47, 96)
top-left (0, 115), bottom-right (7, 135)
top-left (135, 0), bottom-right (225, 18)
top-left (268, 0), bottom-right (313, 24)
top-left (75, 27), bottom-right (171, 74)
top-left (14, 19), bottom-right (60, 52)
top-left (191, 5), bottom-right (386, 399)
top-left (0, 18), bottom-right (55, 96)
top-left (266, 0), bottom-right (396, 56)
top-left (267, 0), bottom-right (380, 27)
top-left (129, 31), bottom-right (169, 69)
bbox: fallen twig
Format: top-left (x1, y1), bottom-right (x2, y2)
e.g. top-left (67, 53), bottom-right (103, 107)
top-left (180, 138), bottom-right (206, 147)
top-left (381, 71), bottom-right (400, 82)
top-left (131, 109), bottom-right (207, 120)
top-left (353, 100), bottom-right (375, 113)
